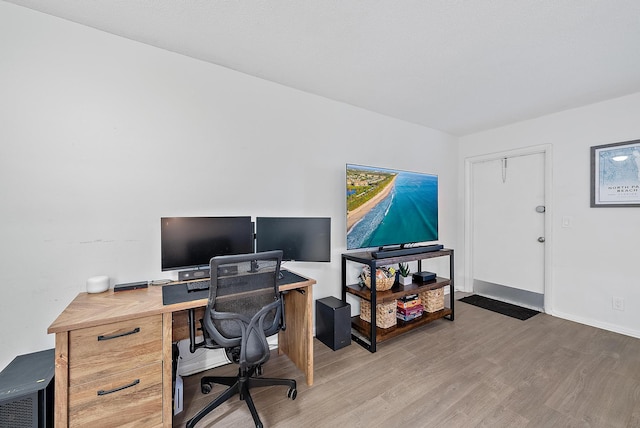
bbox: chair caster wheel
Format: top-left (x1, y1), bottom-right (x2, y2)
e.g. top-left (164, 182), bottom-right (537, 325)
top-left (287, 388), bottom-right (297, 400)
top-left (201, 383), bottom-right (212, 394)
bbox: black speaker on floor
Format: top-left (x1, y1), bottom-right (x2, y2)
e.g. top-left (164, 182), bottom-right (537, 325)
top-left (0, 348), bottom-right (54, 428)
top-left (316, 297), bottom-right (351, 351)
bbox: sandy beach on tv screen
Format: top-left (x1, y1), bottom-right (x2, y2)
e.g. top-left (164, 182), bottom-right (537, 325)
top-left (347, 176), bottom-right (396, 231)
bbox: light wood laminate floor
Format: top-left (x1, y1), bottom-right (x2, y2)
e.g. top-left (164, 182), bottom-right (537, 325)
top-left (174, 294), bottom-right (640, 427)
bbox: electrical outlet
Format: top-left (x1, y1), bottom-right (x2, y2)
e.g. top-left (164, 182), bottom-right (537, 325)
top-left (612, 297), bottom-right (625, 311)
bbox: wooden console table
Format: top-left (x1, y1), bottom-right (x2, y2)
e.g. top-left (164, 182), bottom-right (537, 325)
top-left (342, 249), bottom-right (454, 352)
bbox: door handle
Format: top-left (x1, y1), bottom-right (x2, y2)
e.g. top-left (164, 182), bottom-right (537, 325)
top-left (537, 237), bottom-right (545, 243)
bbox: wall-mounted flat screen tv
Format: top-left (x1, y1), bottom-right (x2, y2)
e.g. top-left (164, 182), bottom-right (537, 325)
top-left (161, 216), bottom-right (253, 272)
top-left (346, 164), bottom-right (438, 250)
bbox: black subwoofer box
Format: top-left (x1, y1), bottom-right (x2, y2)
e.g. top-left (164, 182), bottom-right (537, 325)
top-left (316, 296), bottom-right (351, 351)
top-left (0, 348), bottom-right (54, 428)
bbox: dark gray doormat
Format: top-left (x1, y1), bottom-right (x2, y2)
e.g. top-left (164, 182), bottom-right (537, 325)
top-left (459, 294), bottom-right (540, 320)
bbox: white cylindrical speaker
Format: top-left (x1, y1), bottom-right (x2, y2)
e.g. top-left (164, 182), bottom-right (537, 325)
top-left (86, 275), bottom-right (110, 293)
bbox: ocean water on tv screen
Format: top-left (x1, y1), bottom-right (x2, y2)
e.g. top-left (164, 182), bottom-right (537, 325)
top-left (347, 170), bottom-right (437, 249)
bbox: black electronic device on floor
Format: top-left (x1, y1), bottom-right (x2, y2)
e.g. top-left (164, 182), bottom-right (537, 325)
top-left (0, 348), bottom-right (55, 427)
top-left (316, 297), bottom-right (351, 351)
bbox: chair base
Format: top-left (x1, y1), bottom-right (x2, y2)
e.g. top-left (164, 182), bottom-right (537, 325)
top-left (186, 366), bottom-right (297, 428)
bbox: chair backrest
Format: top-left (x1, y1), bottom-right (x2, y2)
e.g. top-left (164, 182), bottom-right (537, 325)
top-left (203, 250), bottom-right (283, 367)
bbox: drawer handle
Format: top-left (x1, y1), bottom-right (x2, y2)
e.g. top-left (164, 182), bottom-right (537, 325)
top-left (97, 327), bottom-right (140, 341)
top-left (97, 379), bottom-right (140, 396)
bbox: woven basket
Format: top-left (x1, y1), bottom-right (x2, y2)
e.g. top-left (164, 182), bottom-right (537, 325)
top-left (419, 287), bottom-right (445, 312)
top-left (360, 299), bottom-right (397, 329)
top-left (363, 274), bottom-right (395, 291)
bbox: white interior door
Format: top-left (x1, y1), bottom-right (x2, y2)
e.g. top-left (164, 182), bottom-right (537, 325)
top-left (472, 152), bottom-right (545, 308)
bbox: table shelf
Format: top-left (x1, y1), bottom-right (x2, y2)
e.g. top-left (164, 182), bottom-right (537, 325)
top-left (341, 248), bottom-right (454, 352)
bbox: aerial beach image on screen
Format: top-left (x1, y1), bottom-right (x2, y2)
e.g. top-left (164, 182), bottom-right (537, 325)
top-left (346, 164), bottom-right (438, 250)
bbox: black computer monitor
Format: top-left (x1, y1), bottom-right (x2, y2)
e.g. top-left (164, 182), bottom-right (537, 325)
top-left (161, 216), bottom-right (254, 272)
top-left (255, 217), bottom-right (331, 262)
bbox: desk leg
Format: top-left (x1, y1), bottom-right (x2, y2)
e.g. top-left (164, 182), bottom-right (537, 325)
top-left (278, 286), bottom-right (314, 386)
top-left (54, 332), bottom-right (69, 428)
top-left (162, 312), bottom-right (173, 427)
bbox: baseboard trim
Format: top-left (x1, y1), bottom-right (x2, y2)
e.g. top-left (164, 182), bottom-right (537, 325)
top-left (550, 310), bottom-right (640, 339)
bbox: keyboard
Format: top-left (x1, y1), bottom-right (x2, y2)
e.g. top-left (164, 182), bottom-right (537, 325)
top-left (186, 279), bottom-right (210, 292)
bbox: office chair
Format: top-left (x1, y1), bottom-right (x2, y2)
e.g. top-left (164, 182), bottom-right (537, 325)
top-left (186, 250), bottom-right (297, 428)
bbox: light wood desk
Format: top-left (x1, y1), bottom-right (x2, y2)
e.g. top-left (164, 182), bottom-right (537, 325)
top-left (48, 273), bottom-right (315, 427)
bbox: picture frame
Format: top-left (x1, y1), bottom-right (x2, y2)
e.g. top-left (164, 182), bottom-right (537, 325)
top-left (590, 139), bottom-right (640, 207)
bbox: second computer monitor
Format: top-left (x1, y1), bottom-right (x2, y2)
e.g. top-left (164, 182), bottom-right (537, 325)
top-left (256, 217), bottom-right (331, 262)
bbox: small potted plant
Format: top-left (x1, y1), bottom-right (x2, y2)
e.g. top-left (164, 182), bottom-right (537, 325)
top-left (398, 263), bottom-right (412, 286)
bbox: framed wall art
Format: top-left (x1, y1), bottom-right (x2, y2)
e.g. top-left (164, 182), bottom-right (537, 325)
top-left (590, 139), bottom-right (640, 207)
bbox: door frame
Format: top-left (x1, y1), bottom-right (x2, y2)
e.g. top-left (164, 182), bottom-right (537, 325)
top-left (463, 144), bottom-right (554, 313)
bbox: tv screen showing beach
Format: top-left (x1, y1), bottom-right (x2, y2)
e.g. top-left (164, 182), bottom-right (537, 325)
top-left (346, 164), bottom-right (438, 250)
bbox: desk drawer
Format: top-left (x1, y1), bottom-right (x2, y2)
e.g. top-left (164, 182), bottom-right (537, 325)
top-left (69, 361), bottom-right (163, 428)
top-left (69, 315), bottom-right (162, 385)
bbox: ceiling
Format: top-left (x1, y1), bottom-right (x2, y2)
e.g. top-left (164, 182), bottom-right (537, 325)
top-left (6, 0), bottom-right (640, 136)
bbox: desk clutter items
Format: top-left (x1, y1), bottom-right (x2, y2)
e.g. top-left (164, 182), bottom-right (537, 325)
top-left (86, 275), bottom-right (109, 293)
top-left (86, 276), bottom-right (151, 293)
top-left (359, 265), bottom-right (396, 291)
top-left (114, 280), bottom-right (149, 292)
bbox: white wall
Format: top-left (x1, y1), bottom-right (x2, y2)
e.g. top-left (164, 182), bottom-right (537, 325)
top-left (0, 2), bottom-right (458, 369)
top-left (458, 92), bottom-right (640, 338)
